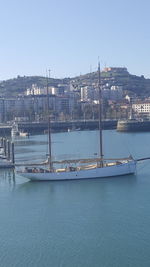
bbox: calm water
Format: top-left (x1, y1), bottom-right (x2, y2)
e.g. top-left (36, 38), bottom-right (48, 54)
top-left (1, 130), bottom-right (150, 267)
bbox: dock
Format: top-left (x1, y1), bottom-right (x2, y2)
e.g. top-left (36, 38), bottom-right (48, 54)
top-left (0, 138), bottom-right (15, 168)
top-left (17, 120), bottom-right (117, 133)
top-left (0, 120), bottom-right (117, 136)
top-left (117, 119), bottom-right (150, 132)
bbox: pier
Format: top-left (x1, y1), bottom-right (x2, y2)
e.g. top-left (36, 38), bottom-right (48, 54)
top-left (17, 120), bottom-right (117, 133)
top-left (0, 120), bottom-right (117, 135)
top-left (0, 137), bottom-right (15, 168)
top-left (117, 119), bottom-right (150, 132)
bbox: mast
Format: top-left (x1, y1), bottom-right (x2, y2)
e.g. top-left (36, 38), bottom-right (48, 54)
top-left (46, 74), bottom-right (53, 171)
top-left (98, 62), bottom-right (104, 166)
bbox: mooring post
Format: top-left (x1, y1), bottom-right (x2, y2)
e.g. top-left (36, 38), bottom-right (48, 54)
top-left (11, 142), bottom-right (15, 164)
top-left (1, 137), bottom-right (4, 148)
top-left (7, 140), bottom-right (10, 160)
top-left (3, 138), bottom-right (7, 157)
top-left (0, 137), bottom-right (3, 147)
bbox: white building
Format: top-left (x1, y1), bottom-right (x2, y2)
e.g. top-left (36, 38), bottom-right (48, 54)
top-left (26, 84), bottom-right (41, 95)
top-left (103, 67), bottom-right (128, 73)
top-left (26, 84), bottom-right (57, 95)
top-left (81, 86), bottom-right (94, 101)
top-left (132, 102), bottom-right (150, 114)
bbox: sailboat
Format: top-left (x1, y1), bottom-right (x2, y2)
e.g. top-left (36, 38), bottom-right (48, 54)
top-left (18, 64), bottom-right (137, 181)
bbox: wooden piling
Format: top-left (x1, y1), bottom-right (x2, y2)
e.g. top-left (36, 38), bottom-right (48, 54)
top-left (3, 138), bottom-right (7, 156)
top-left (11, 142), bottom-right (15, 164)
top-left (7, 140), bottom-right (10, 160)
top-left (0, 137), bottom-right (3, 147)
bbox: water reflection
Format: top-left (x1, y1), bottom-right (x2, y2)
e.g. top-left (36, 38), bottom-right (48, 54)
top-left (0, 169), bottom-right (16, 190)
top-left (14, 139), bottom-right (47, 146)
top-left (15, 174), bottom-right (137, 197)
top-left (0, 131), bottom-right (150, 267)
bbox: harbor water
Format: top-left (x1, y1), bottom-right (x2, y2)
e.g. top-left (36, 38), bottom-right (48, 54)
top-left (1, 130), bottom-right (150, 267)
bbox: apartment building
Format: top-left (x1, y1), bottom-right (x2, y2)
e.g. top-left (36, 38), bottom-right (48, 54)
top-left (0, 93), bottom-right (76, 122)
top-left (132, 102), bottom-right (150, 114)
top-left (81, 86), bottom-right (94, 101)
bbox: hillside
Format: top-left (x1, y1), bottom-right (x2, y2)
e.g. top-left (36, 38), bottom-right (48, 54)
top-left (0, 68), bottom-right (150, 97)
top-left (74, 68), bottom-right (150, 96)
top-left (0, 76), bottom-right (69, 97)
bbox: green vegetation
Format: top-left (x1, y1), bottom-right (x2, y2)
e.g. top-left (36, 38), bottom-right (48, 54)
top-left (0, 69), bottom-right (150, 97)
top-left (0, 76), bottom-right (64, 97)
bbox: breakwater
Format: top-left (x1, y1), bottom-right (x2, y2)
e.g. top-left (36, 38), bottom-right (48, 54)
top-left (117, 119), bottom-right (150, 132)
top-left (17, 120), bottom-right (117, 133)
top-left (0, 120), bottom-right (117, 136)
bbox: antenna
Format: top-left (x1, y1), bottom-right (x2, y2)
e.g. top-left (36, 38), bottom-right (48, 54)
top-left (48, 69), bottom-right (51, 79)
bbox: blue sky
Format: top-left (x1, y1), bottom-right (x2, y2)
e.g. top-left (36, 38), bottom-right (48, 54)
top-left (0, 0), bottom-right (150, 80)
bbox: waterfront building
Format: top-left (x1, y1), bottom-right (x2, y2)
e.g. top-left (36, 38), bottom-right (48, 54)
top-left (55, 95), bottom-right (75, 113)
top-left (0, 93), bottom-right (76, 122)
top-left (132, 101), bottom-right (150, 115)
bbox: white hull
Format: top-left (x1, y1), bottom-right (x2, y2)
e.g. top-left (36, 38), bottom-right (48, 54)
top-left (19, 132), bottom-right (29, 137)
top-left (20, 160), bottom-right (136, 181)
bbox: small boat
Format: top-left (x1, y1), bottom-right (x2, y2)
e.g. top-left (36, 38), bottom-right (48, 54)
top-left (18, 63), bottom-right (142, 181)
top-left (68, 127), bottom-right (80, 132)
top-left (19, 131), bottom-right (30, 137)
top-left (11, 123), bottom-right (29, 137)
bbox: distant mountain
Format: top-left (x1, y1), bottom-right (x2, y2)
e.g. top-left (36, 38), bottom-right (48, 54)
top-left (0, 68), bottom-right (150, 97)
